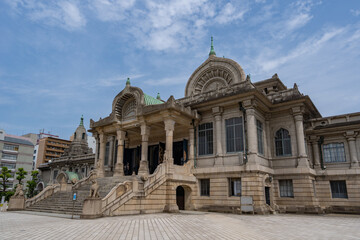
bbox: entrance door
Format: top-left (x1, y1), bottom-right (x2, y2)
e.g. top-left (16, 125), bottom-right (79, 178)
top-left (265, 187), bottom-right (271, 205)
top-left (176, 186), bottom-right (185, 210)
top-left (148, 145), bottom-right (159, 174)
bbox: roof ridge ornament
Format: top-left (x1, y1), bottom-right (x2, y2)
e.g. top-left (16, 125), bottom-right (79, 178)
top-left (156, 93), bottom-right (161, 100)
top-left (126, 77), bottom-right (131, 86)
top-left (80, 115), bottom-right (84, 126)
top-left (209, 36), bottom-right (216, 57)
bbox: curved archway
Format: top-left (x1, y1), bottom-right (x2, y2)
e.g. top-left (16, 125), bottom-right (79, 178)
top-left (176, 185), bottom-right (193, 210)
top-left (176, 186), bottom-right (185, 210)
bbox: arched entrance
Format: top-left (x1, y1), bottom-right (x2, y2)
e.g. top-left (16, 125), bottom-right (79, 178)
top-left (176, 186), bottom-right (185, 210)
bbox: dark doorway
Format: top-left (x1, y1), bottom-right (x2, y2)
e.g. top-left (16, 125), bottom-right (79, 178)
top-left (176, 186), bottom-right (185, 210)
top-left (173, 140), bottom-right (188, 166)
top-left (124, 147), bottom-right (141, 175)
top-left (265, 187), bottom-right (271, 205)
top-left (148, 145), bottom-right (159, 174)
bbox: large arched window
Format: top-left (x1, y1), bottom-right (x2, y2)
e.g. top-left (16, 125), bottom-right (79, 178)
top-left (275, 128), bottom-right (292, 156)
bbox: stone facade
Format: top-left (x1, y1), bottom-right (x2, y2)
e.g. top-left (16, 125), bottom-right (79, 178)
top-left (38, 117), bottom-right (95, 188)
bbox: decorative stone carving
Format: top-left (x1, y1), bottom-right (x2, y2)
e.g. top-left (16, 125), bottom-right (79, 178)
top-left (14, 184), bottom-right (24, 197)
top-left (89, 179), bottom-right (100, 198)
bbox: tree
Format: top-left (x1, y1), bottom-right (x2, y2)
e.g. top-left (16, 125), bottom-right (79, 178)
top-left (16, 167), bottom-right (27, 185)
top-left (0, 167), bottom-right (12, 193)
top-left (26, 170), bottom-right (39, 198)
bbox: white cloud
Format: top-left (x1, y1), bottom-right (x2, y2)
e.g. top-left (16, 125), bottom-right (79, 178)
top-left (89, 0), bottom-right (136, 21)
top-left (215, 2), bottom-right (247, 24)
top-left (5, 0), bottom-right (86, 30)
top-left (258, 27), bottom-right (345, 72)
top-left (350, 9), bottom-right (360, 16)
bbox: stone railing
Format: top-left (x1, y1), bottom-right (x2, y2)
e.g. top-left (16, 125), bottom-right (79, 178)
top-left (101, 181), bottom-right (133, 215)
top-left (73, 171), bottom-right (97, 190)
top-left (25, 184), bottom-right (60, 208)
top-left (101, 163), bottom-right (168, 216)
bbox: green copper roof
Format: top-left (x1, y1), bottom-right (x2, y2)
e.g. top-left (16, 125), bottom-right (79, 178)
top-left (144, 94), bottom-right (163, 105)
top-left (65, 171), bottom-right (79, 182)
top-left (209, 36), bottom-right (216, 56)
top-left (80, 115), bottom-right (84, 126)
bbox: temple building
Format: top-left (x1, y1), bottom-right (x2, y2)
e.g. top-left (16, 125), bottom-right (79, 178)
top-left (25, 39), bottom-right (360, 216)
top-left (38, 117), bottom-right (95, 189)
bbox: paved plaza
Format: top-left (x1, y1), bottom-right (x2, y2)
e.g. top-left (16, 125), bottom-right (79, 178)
top-left (1, 211), bottom-right (360, 240)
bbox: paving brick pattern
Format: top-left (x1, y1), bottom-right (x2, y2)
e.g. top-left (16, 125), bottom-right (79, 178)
top-left (1, 211), bottom-right (360, 240)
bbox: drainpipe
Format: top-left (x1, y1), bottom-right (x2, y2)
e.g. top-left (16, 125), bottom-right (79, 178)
top-left (192, 119), bottom-right (197, 168)
top-left (317, 136), bottom-right (326, 170)
top-left (239, 102), bottom-right (248, 164)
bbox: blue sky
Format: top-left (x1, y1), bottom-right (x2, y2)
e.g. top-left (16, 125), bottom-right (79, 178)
top-left (1, 0), bottom-right (360, 139)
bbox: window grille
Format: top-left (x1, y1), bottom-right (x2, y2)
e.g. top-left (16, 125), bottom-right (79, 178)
top-left (198, 123), bottom-right (213, 155)
top-left (275, 128), bottom-right (292, 156)
top-left (323, 143), bottom-right (346, 163)
top-left (279, 179), bottom-right (294, 197)
top-left (225, 117), bottom-right (244, 153)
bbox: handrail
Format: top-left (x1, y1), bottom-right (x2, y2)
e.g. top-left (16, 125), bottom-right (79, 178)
top-left (101, 181), bottom-right (133, 213)
top-left (25, 184), bottom-right (60, 208)
top-left (72, 171), bottom-right (97, 190)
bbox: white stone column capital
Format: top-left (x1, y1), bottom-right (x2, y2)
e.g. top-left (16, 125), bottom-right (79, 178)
top-left (164, 119), bottom-right (175, 132)
top-left (116, 129), bottom-right (126, 142)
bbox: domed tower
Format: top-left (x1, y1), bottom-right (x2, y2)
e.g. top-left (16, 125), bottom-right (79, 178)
top-left (63, 116), bottom-right (92, 156)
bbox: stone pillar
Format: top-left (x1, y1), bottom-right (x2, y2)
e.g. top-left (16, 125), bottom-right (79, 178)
top-left (108, 136), bottom-right (114, 167)
top-left (164, 119), bottom-right (175, 162)
top-left (293, 113), bottom-right (309, 167)
top-left (93, 132), bottom-right (99, 166)
top-left (97, 132), bottom-right (106, 178)
top-left (138, 123), bottom-right (150, 176)
top-left (246, 108), bottom-right (257, 164)
top-left (188, 128), bottom-right (195, 162)
top-left (212, 107), bottom-right (223, 166)
top-left (346, 131), bottom-right (359, 168)
top-left (310, 136), bottom-right (320, 168)
top-left (265, 119), bottom-right (272, 166)
top-left (114, 129), bottom-right (126, 177)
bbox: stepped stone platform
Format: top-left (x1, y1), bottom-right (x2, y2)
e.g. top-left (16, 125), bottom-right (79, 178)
top-left (26, 176), bottom-right (132, 215)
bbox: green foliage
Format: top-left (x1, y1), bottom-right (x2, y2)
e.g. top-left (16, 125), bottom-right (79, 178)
top-left (26, 170), bottom-right (39, 198)
top-left (16, 168), bottom-right (28, 185)
top-left (0, 191), bottom-right (14, 202)
top-left (0, 167), bottom-right (12, 193)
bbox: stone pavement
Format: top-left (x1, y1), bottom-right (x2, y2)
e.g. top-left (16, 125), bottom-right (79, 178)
top-left (1, 211), bottom-right (360, 240)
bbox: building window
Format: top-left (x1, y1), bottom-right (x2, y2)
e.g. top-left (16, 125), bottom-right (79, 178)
top-left (225, 117), bottom-right (244, 153)
top-left (275, 128), bottom-right (292, 156)
top-left (4, 144), bottom-right (19, 151)
top-left (82, 133), bottom-right (85, 139)
top-left (323, 143), bottom-right (346, 163)
top-left (330, 180), bottom-right (348, 199)
top-left (1, 163), bottom-right (16, 169)
top-left (105, 142), bottom-right (110, 165)
top-left (200, 179), bottom-right (210, 196)
top-left (1, 154), bottom-right (17, 161)
top-left (198, 123), bottom-right (213, 156)
top-left (229, 178), bottom-right (241, 196)
top-left (279, 180), bottom-right (294, 197)
top-left (256, 120), bottom-right (264, 155)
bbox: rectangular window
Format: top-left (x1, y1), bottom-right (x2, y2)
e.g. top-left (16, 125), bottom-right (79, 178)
top-left (323, 143), bottom-right (346, 163)
top-left (225, 117), bottom-right (244, 153)
top-left (330, 180), bottom-right (348, 198)
top-left (200, 179), bottom-right (210, 196)
top-left (4, 144), bottom-right (19, 151)
top-left (1, 154), bottom-right (17, 161)
top-left (198, 123), bottom-right (213, 155)
top-left (279, 180), bottom-right (294, 198)
top-left (229, 178), bottom-right (241, 196)
top-left (256, 120), bottom-right (264, 155)
top-left (1, 163), bottom-right (16, 169)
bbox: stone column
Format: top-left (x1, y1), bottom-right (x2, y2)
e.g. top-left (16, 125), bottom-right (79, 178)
top-left (93, 132), bottom-right (99, 166)
top-left (164, 119), bottom-right (175, 162)
top-left (246, 108), bottom-right (258, 164)
top-left (188, 128), bottom-right (194, 161)
top-left (114, 129), bottom-right (126, 177)
top-left (108, 136), bottom-right (114, 167)
top-left (212, 107), bottom-right (223, 166)
top-left (293, 112), bottom-right (309, 167)
top-left (138, 123), bottom-right (150, 176)
top-left (97, 132), bottom-right (106, 178)
top-left (265, 119), bottom-right (272, 166)
top-left (346, 131), bottom-right (359, 168)
top-left (309, 136), bottom-right (320, 168)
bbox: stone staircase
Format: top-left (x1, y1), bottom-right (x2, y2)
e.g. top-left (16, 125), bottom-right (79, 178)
top-left (26, 176), bottom-right (131, 215)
